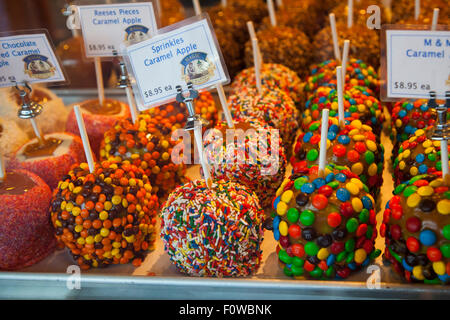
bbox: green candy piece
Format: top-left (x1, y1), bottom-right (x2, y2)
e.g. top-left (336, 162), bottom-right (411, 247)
top-left (366, 225), bottom-right (373, 239)
top-left (403, 185), bottom-right (418, 197)
top-left (300, 210), bottom-right (315, 226)
top-left (284, 266), bottom-right (293, 277)
top-left (359, 209), bottom-right (369, 223)
top-left (409, 175), bottom-right (426, 184)
top-left (311, 104), bottom-right (319, 111)
top-left (362, 184), bottom-right (370, 193)
top-left (345, 238), bottom-right (355, 252)
top-left (394, 184), bottom-right (406, 195)
top-left (330, 110), bottom-right (337, 117)
top-left (291, 264), bottom-right (304, 276)
top-left (292, 257), bottom-right (305, 267)
top-left (364, 151), bottom-right (375, 164)
top-left (327, 181), bottom-right (340, 189)
top-left (349, 105), bottom-right (357, 112)
top-left (325, 266), bottom-right (334, 278)
top-left (388, 246), bottom-right (402, 263)
top-left (287, 208), bottom-right (300, 223)
top-left (336, 251), bottom-right (347, 262)
top-left (436, 161), bottom-right (442, 171)
top-left (443, 225), bottom-right (450, 240)
top-left (310, 267), bottom-right (323, 278)
top-left (307, 149), bottom-right (319, 161)
top-left (312, 76), bottom-right (318, 83)
top-left (346, 218), bottom-right (359, 233)
top-left (393, 158), bottom-right (399, 168)
top-left (309, 123), bottom-right (320, 132)
top-left (377, 162), bottom-right (383, 174)
top-left (346, 251), bottom-right (355, 264)
top-left (305, 241), bottom-right (319, 256)
top-left (318, 73), bottom-right (325, 80)
top-left (279, 250), bottom-right (294, 264)
top-left (369, 249), bottom-right (382, 260)
top-left (294, 177), bottom-right (308, 190)
top-left (440, 243), bottom-right (450, 258)
top-left (428, 153), bottom-right (437, 162)
top-left (444, 191), bottom-right (450, 200)
top-left (360, 175), bottom-right (368, 185)
top-left (270, 211), bottom-right (277, 218)
top-left (424, 278), bottom-right (442, 285)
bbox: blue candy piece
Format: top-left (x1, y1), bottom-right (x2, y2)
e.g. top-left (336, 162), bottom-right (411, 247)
top-left (325, 173), bottom-right (335, 183)
top-left (420, 104), bottom-right (429, 112)
top-left (273, 215), bottom-right (281, 230)
top-left (349, 98), bottom-right (356, 105)
top-left (303, 131), bottom-right (313, 143)
top-left (301, 183), bottom-right (315, 194)
top-left (329, 124), bottom-right (339, 133)
top-left (416, 154), bottom-right (425, 163)
top-left (344, 111), bottom-right (352, 118)
top-left (362, 257), bottom-right (370, 267)
top-left (327, 254), bottom-right (336, 266)
top-left (402, 259), bottom-right (413, 272)
top-left (398, 110), bottom-right (407, 118)
top-left (348, 262), bottom-right (357, 270)
top-left (319, 96), bottom-right (327, 103)
top-left (361, 196), bottom-right (373, 209)
top-left (336, 188), bottom-right (351, 202)
top-left (305, 100), bottom-right (311, 108)
top-left (328, 131), bottom-right (337, 141)
top-left (405, 103), bottom-right (414, 111)
top-left (273, 229), bottom-right (280, 241)
top-left (419, 229), bottom-right (437, 246)
top-left (354, 68), bottom-right (361, 74)
top-left (338, 135), bottom-right (351, 145)
top-left (313, 178), bottom-right (326, 189)
top-left (335, 173), bottom-right (347, 182)
top-left (418, 164), bottom-right (428, 174)
top-left (438, 274), bottom-right (450, 283)
top-left (404, 125), bottom-right (413, 134)
top-left (273, 196), bottom-right (281, 210)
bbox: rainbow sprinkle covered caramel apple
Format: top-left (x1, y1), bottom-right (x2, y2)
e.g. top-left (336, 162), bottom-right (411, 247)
top-left (204, 120), bottom-right (287, 209)
top-left (272, 165), bottom-right (381, 279)
top-left (0, 169), bottom-right (55, 270)
top-left (50, 161), bottom-right (158, 270)
top-left (66, 99), bottom-right (131, 156)
top-left (8, 132), bottom-right (86, 190)
top-left (382, 174), bottom-right (450, 284)
top-left (292, 119), bottom-right (384, 196)
top-left (160, 179), bottom-right (264, 277)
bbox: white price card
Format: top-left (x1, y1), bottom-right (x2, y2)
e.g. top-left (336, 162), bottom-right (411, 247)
top-left (124, 14), bottom-right (230, 110)
top-left (0, 33), bottom-right (65, 88)
top-left (385, 29), bottom-right (450, 99)
top-left (77, 2), bottom-right (157, 57)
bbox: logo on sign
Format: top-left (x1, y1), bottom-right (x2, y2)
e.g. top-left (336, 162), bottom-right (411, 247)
top-left (180, 52), bottom-right (215, 85)
top-left (125, 25), bottom-right (150, 44)
top-left (23, 54), bottom-right (55, 79)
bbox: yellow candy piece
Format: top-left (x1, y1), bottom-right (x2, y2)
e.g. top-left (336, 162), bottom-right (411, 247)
top-left (346, 182), bottom-right (360, 195)
top-left (432, 261), bottom-right (446, 275)
top-left (276, 179), bottom-right (290, 197)
top-left (362, 125), bottom-right (372, 132)
top-left (349, 129), bottom-right (359, 136)
top-left (352, 198), bottom-right (364, 212)
top-left (112, 195), bottom-right (122, 205)
top-left (415, 129), bottom-right (425, 137)
top-left (331, 101), bottom-right (339, 110)
top-left (409, 166), bottom-right (418, 176)
top-left (437, 199), bottom-right (450, 215)
top-left (77, 237), bottom-right (86, 245)
top-left (317, 248), bottom-right (330, 260)
top-left (72, 207), bottom-right (81, 216)
top-left (433, 140), bottom-right (440, 147)
top-left (351, 178), bottom-right (363, 189)
top-left (279, 221), bottom-right (288, 236)
top-left (366, 140), bottom-right (377, 151)
top-left (368, 163), bottom-right (378, 176)
top-left (402, 149), bottom-right (411, 159)
top-left (417, 186), bottom-right (433, 196)
top-left (409, 135), bottom-right (417, 143)
top-left (407, 193), bottom-right (421, 207)
top-left (351, 163), bottom-right (364, 176)
top-left (425, 147), bottom-right (434, 154)
top-left (281, 190), bottom-right (294, 203)
top-left (412, 266), bottom-right (425, 280)
top-left (422, 140), bottom-right (432, 148)
top-left (395, 119), bottom-right (402, 128)
top-left (74, 225), bottom-right (83, 233)
top-left (352, 134), bottom-right (366, 141)
top-left (398, 161), bottom-right (406, 171)
top-left (277, 201), bottom-right (288, 216)
top-left (350, 120), bottom-right (362, 129)
top-left (85, 236), bottom-right (94, 245)
top-left (354, 248), bottom-right (367, 264)
top-left (430, 179), bottom-right (443, 187)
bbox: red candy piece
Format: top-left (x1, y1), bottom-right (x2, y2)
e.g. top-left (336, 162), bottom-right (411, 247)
top-left (330, 241), bottom-right (344, 254)
top-left (310, 134), bottom-right (321, 145)
top-left (340, 202), bottom-right (354, 218)
top-left (413, 179), bottom-right (429, 187)
top-left (356, 224), bottom-right (368, 237)
top-left (354, 142), bottom-right (366, 154)
top-left (383, 209), bottom-right (391, 223)
top-left (406, 237), bottom-right (420, 252)
top-left (390, 224), bottom-right (402, 240)
top-left (280, 236), bottom-right (290, 248)
top-left (363, 240), bottom-right (374, 254)
top-left (288, 224), bottom-right (302, 239)
top-left (318, 261), bottom-right (328, 271)
top-left (304, 261), bottom-right (315, 272)
top-left (337, 267), bottom-right (351, 278)
top-left (427, 247), bottom-right (442, 262)
top-left (347, 150), bottom-right (360, 163)
top-left (391, 205), bottom-right (403, 220)
top-left (318, 185), bottom-right (333, 197)
top-left (380, 223), bottom-right (386, 237)
top-left (327, 212), bottom-right (342, 228)
top-left (312, 194), bottom-right (328, 210)
top-left (406, 217), bottom-right (421, 233)
top-left (333, 145), bottom-right (347, 157)
top-left (291, 243), bottom-right (305, 257)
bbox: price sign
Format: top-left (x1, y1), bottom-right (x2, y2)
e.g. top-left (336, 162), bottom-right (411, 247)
top-left (384, 27), bottom-right (450, 100)
top-left (76, 2), bottom-right (157, 57)
top-left (0, 32), bottom-right (65, 88)
top-left (124, 14), bottom-right (229, 110)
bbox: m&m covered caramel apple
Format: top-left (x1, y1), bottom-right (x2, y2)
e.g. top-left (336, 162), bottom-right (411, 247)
top-left (272, 165), bottom-right (380, 279)
top-left (50, 161), bottom-right (158, 270)
top-left (231, 63), bottom-right (303, 109)
top-left (304, 59), bottom-right (380, 99)
top-left (292, 119), bottom-right (384, 196)
top-left (391, 0), bottom-right (449, 24)
top-left (0, 169), bottom-right (55, 270)
top-left (66, 99), bottom-right (131, 156)
top-left (302, 85), bottom-right (384, 135)
top-left (160, 179), bottom-right (264, 277)
top-left (8, 132), bottom-right (86, 190)
top-left (204, 120), bottom-right (287, 209)
top-left (0, 86), bottom-right (68, 137)
top-left (229, 87), bottom-right (299, 149)
top-left (390, 100), bottom-right (437, 150)
top-left (382, 174), bottom-right (450, 284)
top-left (393, 128), bottom-right (450, 186)
top-left (0, 117), bottom-right (29, 162)
top-left (244, 26), bottom-right (313, 78)
top-left (99, 110), bottom-right (187, 201)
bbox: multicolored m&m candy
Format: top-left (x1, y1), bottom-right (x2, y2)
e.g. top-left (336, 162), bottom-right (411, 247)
top-left (291, 119), bottom-right (384, 196)
top-left (302, 85), bottom-right (384, 134)
top-left (393, 128), bottom-right (450, 186)
top-left (382, 175), bottom-right (450, 284)
top-left (272, 165), bottom-right (380, 280)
